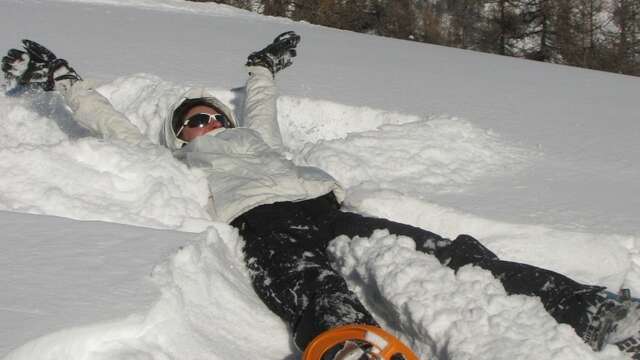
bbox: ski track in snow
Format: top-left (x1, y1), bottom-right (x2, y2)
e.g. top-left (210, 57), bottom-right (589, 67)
top-left (1, 73), bottom-right (638, 359)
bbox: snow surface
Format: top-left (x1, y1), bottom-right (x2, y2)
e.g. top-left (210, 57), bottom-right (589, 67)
top-left (0, 211), bottom-right (193, 354)
top-left (1, 0), bottom-right (639, 359)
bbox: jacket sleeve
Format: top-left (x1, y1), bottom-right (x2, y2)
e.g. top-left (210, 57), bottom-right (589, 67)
top-left (243, 66), bottom-right (284, 150)
top-left (62, 80), bottom-right (146, 145)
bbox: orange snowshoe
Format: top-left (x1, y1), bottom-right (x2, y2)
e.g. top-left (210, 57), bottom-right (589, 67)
top-left (302, 324), bottom-right (420, 360)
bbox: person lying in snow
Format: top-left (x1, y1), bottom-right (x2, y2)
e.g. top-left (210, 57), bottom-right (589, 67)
top-left (3, 34), bottom-right (640, 360)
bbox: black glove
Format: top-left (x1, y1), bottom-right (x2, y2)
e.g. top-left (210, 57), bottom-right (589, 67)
top-left (246, 31), bottom-right (301, 76)
top-left (2, 39), bottom-right (81, 93)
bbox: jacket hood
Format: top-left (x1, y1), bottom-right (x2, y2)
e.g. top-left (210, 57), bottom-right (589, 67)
top-left (162, 88), bottom-right (238, 151)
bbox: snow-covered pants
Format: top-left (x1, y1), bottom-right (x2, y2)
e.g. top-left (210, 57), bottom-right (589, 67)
top-left (231, 192), bottom-right (604, 350)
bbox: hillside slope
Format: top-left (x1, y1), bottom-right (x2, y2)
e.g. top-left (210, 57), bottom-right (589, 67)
top-left (0, 0), bottom-right (639, 359)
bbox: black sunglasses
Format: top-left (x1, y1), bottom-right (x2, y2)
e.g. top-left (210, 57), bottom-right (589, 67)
top-left (176, 113), bottom-right (230, 137)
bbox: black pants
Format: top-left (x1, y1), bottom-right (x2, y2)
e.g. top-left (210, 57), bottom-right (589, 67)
top-left (231, 193), bottom-right (604, 350)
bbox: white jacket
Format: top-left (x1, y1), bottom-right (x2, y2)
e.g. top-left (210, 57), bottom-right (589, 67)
top-left (65, 66), bottom-right (344, 223)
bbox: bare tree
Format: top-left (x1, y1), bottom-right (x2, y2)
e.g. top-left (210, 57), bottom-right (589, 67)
top-left (564, 0), bottom-right (609, 70)
top-left (444, 0), bottom-right (488, 49)
top-left (514, 0), bottom-right (559, 61)
top-left (608, 0), bottom-right (640, 75)
top-left (371, 0), bottom-right (418, 40)
top-left (481, 0), bottom-right (521, 55)
top-left (262, 0), bottom-right (290, 17)
top-left (419, 1), bottom-right (446, 44)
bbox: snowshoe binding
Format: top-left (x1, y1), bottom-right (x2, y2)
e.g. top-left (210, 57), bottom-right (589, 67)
top-left (584, 289), bottom-right (640, 359)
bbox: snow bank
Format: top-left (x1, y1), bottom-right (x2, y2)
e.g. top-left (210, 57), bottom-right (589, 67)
top-left (5, 223), bottom-right (628, 360)
top-left (4, 225), bottom-right (292, 360)
top-left (0, 89), bottom-right (211, 232)
top-left (278, 96), bottom-right (423, 151)
top-left (0, 211), bottom-right (194, 355)
top-left (329, 231), bottom-right (625, 360)
top-left (298, 115), bottom-right (532, 193)
top-left (344, 190), bottom-right (635, 292)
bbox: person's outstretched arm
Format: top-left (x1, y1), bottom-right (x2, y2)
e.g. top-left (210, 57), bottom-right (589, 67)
top-left (62, 80), bottom-right (146, 145)
top-left (242, 31), bottom-right (300, 150)
top-left (2, 39), bottom-right (145, 145)
top-left (243, 65), bottom-right (282, 149)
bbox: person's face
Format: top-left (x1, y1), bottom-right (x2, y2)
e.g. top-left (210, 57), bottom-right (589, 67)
top-left (178, 105), bottom-right (226, 142)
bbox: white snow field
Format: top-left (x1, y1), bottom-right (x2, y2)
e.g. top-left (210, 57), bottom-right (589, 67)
top-left (0, 0), bottom-right (639, 359)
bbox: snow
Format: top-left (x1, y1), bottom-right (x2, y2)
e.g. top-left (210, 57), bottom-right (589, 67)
top-left (3, 224), bottom-right (291, 360)
top-left (0, 89), bottom-right (212, 232)
top-left (329, 231), bottom-right (619, 360)
top-left (0, 0), bottom-right (639, 359)
top-left (297, 115), bottom-right (532, 193)
top-left (0, 211), bottom-right (194, 355)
